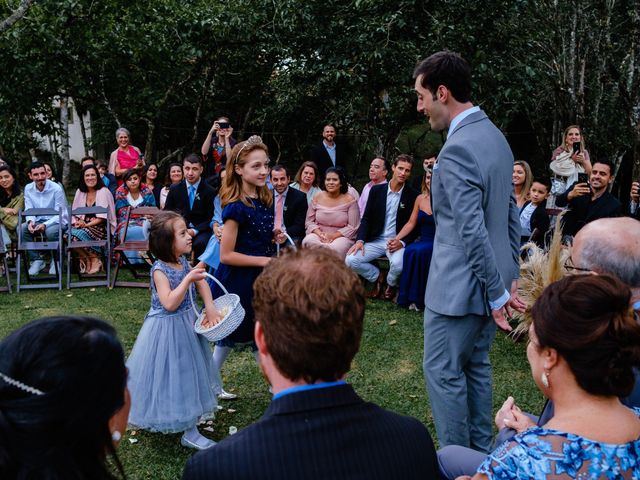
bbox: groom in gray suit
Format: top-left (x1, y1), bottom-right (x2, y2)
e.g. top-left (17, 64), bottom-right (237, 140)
top-left (414, 51), bottom-right (523, 452)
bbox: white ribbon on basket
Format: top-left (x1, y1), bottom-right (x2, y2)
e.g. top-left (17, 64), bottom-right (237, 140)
top-left (189, 271), bottom-right (245, 342)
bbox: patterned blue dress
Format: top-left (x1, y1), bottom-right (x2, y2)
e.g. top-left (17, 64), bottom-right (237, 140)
top-left (209, 199), bottom-right (275, 346)
top-left (477, 407), bottom-right (640, 479)
top-left (127, 257), bottom-right (218, 433)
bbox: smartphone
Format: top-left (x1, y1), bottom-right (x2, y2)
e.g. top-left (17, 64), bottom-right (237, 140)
top-left (577, 173), bottom-right (589, 184)
top-left (217, 121), bottom-right (230, 130)
top-left (572, 142), bottom-right (581, 154)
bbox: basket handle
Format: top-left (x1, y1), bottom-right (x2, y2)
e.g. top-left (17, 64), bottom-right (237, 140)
top-left (189, 270), bottom-right (230, 317)
top-left (276, 232), bottom-right (297, 256)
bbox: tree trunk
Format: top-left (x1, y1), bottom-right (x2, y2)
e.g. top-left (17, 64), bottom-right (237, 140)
top-left (78, 108), bottom-right (90, 157)
top-left (144, 119), bottom-right (155, 163)
top-left (59, 96), bottom-right (72, 188)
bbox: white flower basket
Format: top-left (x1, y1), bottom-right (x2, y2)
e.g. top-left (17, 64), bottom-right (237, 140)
top-left (191, 272), bottom-right (244, 342)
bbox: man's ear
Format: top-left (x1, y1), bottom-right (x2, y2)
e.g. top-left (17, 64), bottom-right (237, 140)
top-left (255, 321), bottom-right (268, 356)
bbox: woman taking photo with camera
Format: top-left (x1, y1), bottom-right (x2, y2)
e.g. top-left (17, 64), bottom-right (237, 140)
top-left (200, 116), bottom-right (236, 179)
top-left (549, 125), bottom-right (592, 197)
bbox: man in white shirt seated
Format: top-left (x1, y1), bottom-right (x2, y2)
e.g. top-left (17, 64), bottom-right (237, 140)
top-left (357, 157), bottom-right (389, 218)
top-left (21, 162), bottom-right (68, 275)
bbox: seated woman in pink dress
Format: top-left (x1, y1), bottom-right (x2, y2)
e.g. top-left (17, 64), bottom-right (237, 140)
top-left (302, 167), bottom-right (359, 260)
top-left (108, 127), bottom-right (144, 187)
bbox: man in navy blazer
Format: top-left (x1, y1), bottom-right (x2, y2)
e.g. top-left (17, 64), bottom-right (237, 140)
top-left (183, 248), bottom-right (438, 480)
top-left (414, 51), bottom-right (523, 452)
top-left (309, 124), bottom-right (349, 182)
top-left (270, 165), bottom-right (307, 244)
top-left (164, 154), bottom-right (215, 258)
top-left (345, 154), bottom-right (419, 300)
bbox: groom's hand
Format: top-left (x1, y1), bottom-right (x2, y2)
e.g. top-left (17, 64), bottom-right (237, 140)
top-left (491, 307), bottom-right (512, 332)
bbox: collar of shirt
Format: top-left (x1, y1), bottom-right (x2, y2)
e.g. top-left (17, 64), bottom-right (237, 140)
top-left (323, 141), bottom-right (336, 151)
top-left (274, 187), bottom-right (289, 203)
top-left (186, 178), bottom-right (201, 192)
top-left (633, 300), bottom-right (640, 312)
top-left (272, 380), bottom-right (347, 400)
top-left (448, 105), bottom-right (481, 137)
top-left (387, 182), bottom-right (403, 197)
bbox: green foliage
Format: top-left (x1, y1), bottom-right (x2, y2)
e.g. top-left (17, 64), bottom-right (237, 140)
top-left (0, 0), bottom-right (638, 182)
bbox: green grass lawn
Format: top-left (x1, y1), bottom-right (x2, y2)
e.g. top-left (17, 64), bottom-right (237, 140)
top-left (0, 284), bottom-right (543, 479)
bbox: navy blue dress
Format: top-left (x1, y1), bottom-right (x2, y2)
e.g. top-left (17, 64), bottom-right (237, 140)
top-left (210, 199), bottom-right (275, 346)
top-left (397, 210), bottom-right (435, 310)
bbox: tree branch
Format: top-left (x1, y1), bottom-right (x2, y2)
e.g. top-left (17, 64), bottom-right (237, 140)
top-left (0, 0), bottom-right (38, 34)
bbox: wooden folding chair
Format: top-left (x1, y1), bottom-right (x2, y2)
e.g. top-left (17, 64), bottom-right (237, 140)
top-left (0, 230), bottom-right (11, 293)
top-left (66, 206), bottom-right (112, 289)
top-left (16, 208), bottom-right (64, 291)
top-left (110, 206), bottom-right (160, 289)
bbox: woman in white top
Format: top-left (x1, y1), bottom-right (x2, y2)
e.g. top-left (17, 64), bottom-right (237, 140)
top-left (290, 161), bottom-right (322, 203)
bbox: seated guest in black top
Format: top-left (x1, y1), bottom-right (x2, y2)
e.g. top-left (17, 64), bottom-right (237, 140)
top-left (165, 154), bottom-right (215, 258)
top-left (555, 158), bottom-right (622, 239)
top-left (270, 165), bottom-right (307, 244)
top-left (183, 248), bottom-right (438, 480)
top-left (411, 153), bottom-right (437, 191)
top-left (0, 315), bottom-right (130, 479)
top-left (346, 154), bottom-right (419, 300)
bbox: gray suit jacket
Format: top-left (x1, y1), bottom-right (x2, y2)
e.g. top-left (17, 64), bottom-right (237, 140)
top-left (426, 109), bottom-right (520, 316)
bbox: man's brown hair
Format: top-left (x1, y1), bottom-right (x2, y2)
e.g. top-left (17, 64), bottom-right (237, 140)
top-left (253, 248), bottom-right (365, 383)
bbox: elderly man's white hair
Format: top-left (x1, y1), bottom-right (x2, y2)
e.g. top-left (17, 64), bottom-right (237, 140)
top-left (573, 217), bottom-right (640, 289)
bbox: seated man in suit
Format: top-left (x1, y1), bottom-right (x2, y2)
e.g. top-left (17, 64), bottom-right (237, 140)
top-left (346, 154), bottom-right (419, 300)
top-left (270, 165), bottom-right (307, 244)
top-left (555, 158), bottom-right (622, 239)
top-left (358, 156), bottom-right (389, 217)
top-left (164, 154), bottom-right (214, 258)
top-left (309, 124), bottom-right (348, 182)
top-left (183, 248), bottom-right (438, 480)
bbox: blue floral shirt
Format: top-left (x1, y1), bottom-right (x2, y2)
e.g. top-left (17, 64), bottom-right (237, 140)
top-left (478, 407), bottom-right (640, 479)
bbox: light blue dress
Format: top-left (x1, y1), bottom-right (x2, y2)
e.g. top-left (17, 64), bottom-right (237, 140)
top-left (126, 257), bottom-right (219, 433)
top-left (478, 407), bottom-right (640, 479)
top-left (198, 195), bottom-right (223, 270)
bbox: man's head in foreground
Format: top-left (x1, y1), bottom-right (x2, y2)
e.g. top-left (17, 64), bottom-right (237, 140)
top-left (253, 248), bottom-right (365, 389)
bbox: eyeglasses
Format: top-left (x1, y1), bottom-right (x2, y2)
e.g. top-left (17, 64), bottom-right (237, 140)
top-left (564, 257), bottom-right (592, 273)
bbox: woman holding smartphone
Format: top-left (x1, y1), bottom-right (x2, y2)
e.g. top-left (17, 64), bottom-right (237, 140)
top-left (549, 125), bottom-right (592, 197)
top-left (200, 116), bottom-right (237, 179)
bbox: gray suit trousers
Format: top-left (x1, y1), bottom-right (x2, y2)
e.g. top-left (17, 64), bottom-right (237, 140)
top-left (423, 306), bottom-right (496, 452)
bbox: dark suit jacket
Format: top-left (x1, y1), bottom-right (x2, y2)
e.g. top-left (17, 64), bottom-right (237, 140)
top-left (164, 180), bottom-right (215, 234)
top-left (556, 183), bottom-right (622, 237)
top-left (183, 384), bottom-right (438, 480)
top-left (521, 202), bottom-right (550, 248)
top-left (309, 142), bottom-right (348, 181)
top-left (276, 187), bottom-right (307, 242)
top-left (357, 183), bottom-right (419, 245)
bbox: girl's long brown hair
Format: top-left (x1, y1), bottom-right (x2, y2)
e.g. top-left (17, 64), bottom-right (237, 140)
top-left (220, 139), bottom-right (273, 208)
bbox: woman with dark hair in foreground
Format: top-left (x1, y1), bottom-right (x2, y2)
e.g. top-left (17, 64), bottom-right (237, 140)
top-left (0, 316), bottom-right (130, 479)
top-left (448, 275), bottom-right (640, 480)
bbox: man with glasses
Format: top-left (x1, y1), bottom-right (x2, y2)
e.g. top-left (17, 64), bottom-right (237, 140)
top-left (438, 216), bottom-right (640, 479)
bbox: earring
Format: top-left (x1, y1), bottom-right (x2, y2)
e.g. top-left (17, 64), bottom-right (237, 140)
top-left (111, 430), bottom-right (122, 442)
top-left (541, 371), bottom-right (550, 388)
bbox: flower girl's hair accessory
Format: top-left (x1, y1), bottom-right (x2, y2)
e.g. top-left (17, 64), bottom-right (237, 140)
top-left (0, 371), bottom-right (45, 396)
top-left (234, 135), bottom-right (264, 164)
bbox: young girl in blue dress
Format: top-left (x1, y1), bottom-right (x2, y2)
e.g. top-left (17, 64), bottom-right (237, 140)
top-left (210, 136), bottom-right (276, 398)
top-left (127, 211), bottom-right (223, 450)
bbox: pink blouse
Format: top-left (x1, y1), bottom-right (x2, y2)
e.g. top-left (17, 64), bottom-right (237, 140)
top-left (305, 198), bottom-right (360, 240)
